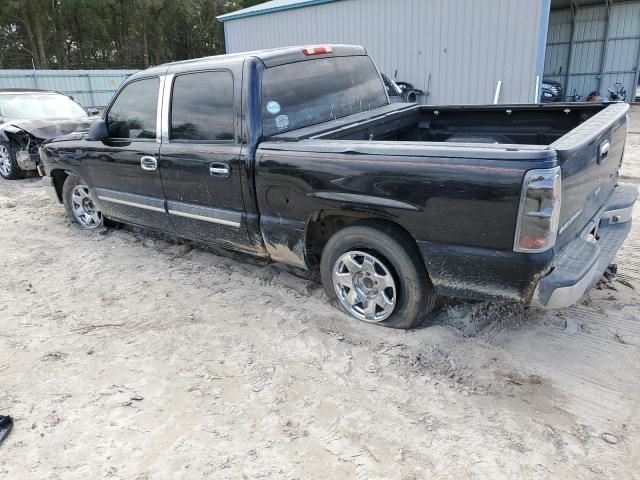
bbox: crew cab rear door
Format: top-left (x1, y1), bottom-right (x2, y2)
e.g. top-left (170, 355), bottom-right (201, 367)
top-left (158, 69), bottom-right (253, 252)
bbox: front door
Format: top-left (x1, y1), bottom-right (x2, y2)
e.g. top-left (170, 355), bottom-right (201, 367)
top-left (84, 76), bottom-right (173, 231)
top-left (159, 69), bottom-right (253, 252)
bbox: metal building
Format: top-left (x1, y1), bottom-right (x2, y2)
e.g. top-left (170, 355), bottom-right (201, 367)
top-left (0, 69), bottom-right (137, 107)
top-left (218, 0), bottom-right (640, 104)
top-left (545, 1), bottom-right (640, 102)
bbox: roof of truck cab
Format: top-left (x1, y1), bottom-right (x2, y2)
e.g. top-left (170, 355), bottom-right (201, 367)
top-left (128, 44), bottom-right (367, 79)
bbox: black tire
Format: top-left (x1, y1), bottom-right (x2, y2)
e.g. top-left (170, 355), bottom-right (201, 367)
top-left (0, 142), bottom-right (27, 180)
top-left (320, 222), bottom-right (436, 329)
top-left (62, 175), bottom-right (105, 230)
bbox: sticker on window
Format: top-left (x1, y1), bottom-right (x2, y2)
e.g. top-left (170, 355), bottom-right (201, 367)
top-left (275, 114), bottom-right (290, 130)
top-left (266, 101), bottom-right (281, 115)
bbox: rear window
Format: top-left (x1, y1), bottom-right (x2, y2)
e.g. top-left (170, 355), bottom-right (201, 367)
top-left (261, 56), bottom-right (388, 136)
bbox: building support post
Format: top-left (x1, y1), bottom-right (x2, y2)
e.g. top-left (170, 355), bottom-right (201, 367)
top-left (563, 1), bottom-right (578, 96)
top-left (598, 0), bottom-right (611, 93)
top-left (535, 0), bottom-right (552, 102)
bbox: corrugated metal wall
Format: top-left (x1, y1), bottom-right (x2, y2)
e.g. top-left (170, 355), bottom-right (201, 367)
top-left (545, 2), bottom-right (640, 101)
top-left (224, 0), bottom-right (548, 104)
top-left (0, 70), bottom-right (138, 107)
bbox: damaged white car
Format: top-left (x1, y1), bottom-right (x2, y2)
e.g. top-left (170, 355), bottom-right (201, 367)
top-left (0, 89), bottom-right (98, 179)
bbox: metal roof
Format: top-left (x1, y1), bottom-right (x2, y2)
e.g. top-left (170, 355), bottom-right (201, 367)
top-left (218, 0), bottom-right (613, 21)
top-left (217, 0), bottom-right (339, 22)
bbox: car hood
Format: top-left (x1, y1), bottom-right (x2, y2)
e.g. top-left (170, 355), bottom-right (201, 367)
top-left (0, 117), bottom-right (96, 141)
top-left (542, 80), bottom-right (562, 88)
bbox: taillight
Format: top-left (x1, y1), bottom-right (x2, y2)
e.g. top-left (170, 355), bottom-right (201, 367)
top-left (302, 46), bottom-right (333, 56)
top-left (514, 166), bottom-right (561, 253)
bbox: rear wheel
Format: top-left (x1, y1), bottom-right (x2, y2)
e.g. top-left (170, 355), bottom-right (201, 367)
top-left (0, 143), bottom-right (27, 180)
top-left (320, 223), bottom-right (436, 329)
top-left (62, 175), bottom-right (104, 230)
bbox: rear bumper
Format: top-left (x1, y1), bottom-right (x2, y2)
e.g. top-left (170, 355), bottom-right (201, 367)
top-left (531, 183), bottom-right (637, 308)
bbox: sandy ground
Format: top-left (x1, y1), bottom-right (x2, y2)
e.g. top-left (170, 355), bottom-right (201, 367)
top-left (1, 109), bottom-right (640, 479)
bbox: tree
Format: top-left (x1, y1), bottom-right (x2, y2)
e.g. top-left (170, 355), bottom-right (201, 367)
top-left (0, 0), bottom-right (269, 69)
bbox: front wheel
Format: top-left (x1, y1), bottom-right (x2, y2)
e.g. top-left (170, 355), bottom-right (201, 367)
top-left (62, 175), bottom-right (105, 230)
top-left (0, 143), bottom-right (27, 180)
top-left (320, 223), bottom-right (436, 329)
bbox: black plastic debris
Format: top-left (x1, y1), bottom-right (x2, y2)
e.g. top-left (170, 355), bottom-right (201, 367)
top-left (0, 416), bottom-right (12, 445)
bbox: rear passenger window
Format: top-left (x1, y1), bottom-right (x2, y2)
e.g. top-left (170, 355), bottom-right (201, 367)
top-left (107, 77), bottom-right (159, 140)
top-left (170, 71), bottom-right (234, 141)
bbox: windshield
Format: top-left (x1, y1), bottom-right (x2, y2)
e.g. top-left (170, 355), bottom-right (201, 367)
top-left (261, 56), bottom-right (388, 136)
top-left (0, 93), bottom-right (88, 120)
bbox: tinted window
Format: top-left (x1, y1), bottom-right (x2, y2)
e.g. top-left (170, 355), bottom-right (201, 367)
top-left (170, 71), bottom-right (234, 141)
top-left (261, 56), bottom-right (388, 136)
top-left (107, 77), bottom-right (159, 139)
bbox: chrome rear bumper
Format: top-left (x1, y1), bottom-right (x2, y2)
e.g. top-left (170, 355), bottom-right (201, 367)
top-left (531, 184), bottom-right (637, 308)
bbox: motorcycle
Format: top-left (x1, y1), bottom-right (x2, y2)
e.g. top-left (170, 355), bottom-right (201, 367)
top-left (586, 82), bottom-right (627, 102)
top-left (607, 82), bottom-right (626, 101)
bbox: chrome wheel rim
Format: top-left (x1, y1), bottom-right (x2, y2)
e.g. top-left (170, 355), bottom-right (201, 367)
top-left (332, 250), bottom-right (397, 322)
top-left (71, 184), bottom-right (102, 228)
top-left (0, 145), bottom-right (11, 177)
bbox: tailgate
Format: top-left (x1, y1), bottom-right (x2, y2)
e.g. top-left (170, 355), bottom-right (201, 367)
top-left (551, 102), bottom-right (629, 248)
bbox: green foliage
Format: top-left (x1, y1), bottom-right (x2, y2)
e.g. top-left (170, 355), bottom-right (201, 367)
top-left (0, 0), bottom-right (270, 69)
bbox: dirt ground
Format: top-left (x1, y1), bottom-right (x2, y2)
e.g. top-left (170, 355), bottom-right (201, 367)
top-left (1, 108), bottom-right (640, 480)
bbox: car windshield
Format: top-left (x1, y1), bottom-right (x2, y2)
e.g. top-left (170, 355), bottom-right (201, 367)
top-left (0, 93), bottom-right (88, 120)
top-left (261, 55), bottom-right (388, 136)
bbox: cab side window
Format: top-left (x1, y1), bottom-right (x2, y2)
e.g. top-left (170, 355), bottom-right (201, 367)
top-left (170, 71), bottom-right (234, 142)
top-left (107, 77), bottom-right (159, 140)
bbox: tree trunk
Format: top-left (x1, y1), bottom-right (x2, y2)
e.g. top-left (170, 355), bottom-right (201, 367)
top-left (18, 13), bottom-right (41, 67)
top-left (143, 16), bottom-right (149, 68)
top-left (33, 12), bottom-right (48, 68)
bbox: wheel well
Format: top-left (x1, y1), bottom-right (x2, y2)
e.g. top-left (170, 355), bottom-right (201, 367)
top-left (305, 211), bottom-right (423, 271)
top-left (51, 169), bottom-right (69, 203)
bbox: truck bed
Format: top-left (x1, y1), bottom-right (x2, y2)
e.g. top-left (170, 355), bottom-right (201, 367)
top-left (270, 103), bottom-right (610, 146)
top-left (257, 102), bottom-right (630, 302)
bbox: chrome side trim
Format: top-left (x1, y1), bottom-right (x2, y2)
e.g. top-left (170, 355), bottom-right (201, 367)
top-left (558, 208), bottom-right (582, 235)
top-left (156, 75), bottom-right (166, 144)
top-left (167, 200), bottom-right (242, 228)
top-left (168, 209), bottom-right (240, 227)
top-left (98, 196), bottom-right (166, 213)
top-left (161, 73), bottom-right (174, 143)
top-left (94, 188), bottom-right (166, 213)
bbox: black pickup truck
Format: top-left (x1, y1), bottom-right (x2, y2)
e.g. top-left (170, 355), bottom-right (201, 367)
top-left (40, 45), bottom-right (636, 329)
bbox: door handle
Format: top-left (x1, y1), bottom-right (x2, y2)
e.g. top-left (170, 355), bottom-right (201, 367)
top-left (140, 156), bottom-right (158, 171)
top-left (209, 162), bottom-right (230, 178)
top-left (598, 140), bottom-right (610, 164)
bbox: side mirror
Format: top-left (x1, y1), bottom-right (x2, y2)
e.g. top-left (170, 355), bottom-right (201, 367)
top-left (87, 118), bottom-right (108, 141)
top-left (87, 108), bottom-right (100, 116)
